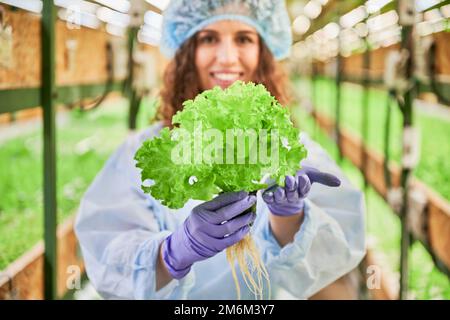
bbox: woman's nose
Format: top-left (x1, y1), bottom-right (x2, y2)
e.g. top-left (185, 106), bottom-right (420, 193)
top-left (216, 39), bottom-right (239, 65)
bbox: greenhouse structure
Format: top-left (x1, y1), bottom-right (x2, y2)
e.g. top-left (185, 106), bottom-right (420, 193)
top-left (0, 0), bottom-right (449, 302)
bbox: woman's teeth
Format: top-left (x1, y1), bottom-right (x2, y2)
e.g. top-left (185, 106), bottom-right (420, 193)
top-left (212, 73), bottom-right (241, 81)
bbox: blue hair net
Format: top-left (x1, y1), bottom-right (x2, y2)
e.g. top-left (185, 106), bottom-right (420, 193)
top-left (160, 0), bottom-right (292, 60)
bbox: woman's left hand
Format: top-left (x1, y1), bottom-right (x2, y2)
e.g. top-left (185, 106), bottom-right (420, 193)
top-left (262, 166), bottom-right (341, 217)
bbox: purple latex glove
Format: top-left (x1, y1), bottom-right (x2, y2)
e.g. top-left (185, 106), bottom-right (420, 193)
top-left (262, 166), bottom-right (341, 216)
top-left (162, 191), bottom-right (257, 279)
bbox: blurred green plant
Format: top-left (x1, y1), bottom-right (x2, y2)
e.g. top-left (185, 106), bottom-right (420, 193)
top-left (294, 76), bottom-right (450, 202)
top-left (292, 99), bottom-right (450, 299)
top-left (0, 99), bottom-right (132, 270)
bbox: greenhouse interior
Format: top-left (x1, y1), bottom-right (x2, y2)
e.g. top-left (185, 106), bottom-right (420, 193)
top-left (0, 0), bottom-right (449, 301)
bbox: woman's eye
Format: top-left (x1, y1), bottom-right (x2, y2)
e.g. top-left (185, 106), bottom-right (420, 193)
top-left (199, 35), bottom-right (216, 44)
top-left (237, 36), bottom-right (252, 44)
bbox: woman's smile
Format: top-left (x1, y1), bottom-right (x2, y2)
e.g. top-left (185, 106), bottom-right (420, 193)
top-left (195, 20), bottom-right (260, 91)
top-left (209, 70), bottom-right (245, 89)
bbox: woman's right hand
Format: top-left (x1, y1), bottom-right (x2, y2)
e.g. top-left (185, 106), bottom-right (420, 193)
top-left (162, 191), bottom-right (256, 279)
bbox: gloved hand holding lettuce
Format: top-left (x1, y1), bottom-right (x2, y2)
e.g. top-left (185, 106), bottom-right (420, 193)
top-left (135, 81), bottom-right (307, 208)
top-left (134, 81), bottom-right (338, 298)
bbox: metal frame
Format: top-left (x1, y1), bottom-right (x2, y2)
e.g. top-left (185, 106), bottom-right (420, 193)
top-left (41, 0), bottom-right (57, 300)
top-left (0, 3), bottom-right (128, 299)
top-left (126, 26), bottom-right (140, 130)
top-left (306, 21), bottom-right (448, 299)
top-left (398, 19), bottom-right (415, 302)
top-left (334, 42), bottom-right (343, 162)
top-left (361, 38), bottom-right (371, 191)
top-left (299, 0), bottom-right (450, 301)
top-left (0, 82), bottom-right (125, 115)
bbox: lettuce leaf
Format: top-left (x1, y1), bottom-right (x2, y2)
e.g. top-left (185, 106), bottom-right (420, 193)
top-left (134, 81), bottom-right (307, 209)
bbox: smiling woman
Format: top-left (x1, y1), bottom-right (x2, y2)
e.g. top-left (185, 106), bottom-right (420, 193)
top-left (74, 0), bottom-right (366, 301)
top-left (195, 21), bottom-right (260, 90)
top-left (159, 20), bottom-right (290, 127)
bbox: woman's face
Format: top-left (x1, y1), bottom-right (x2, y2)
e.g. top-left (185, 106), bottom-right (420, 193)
top-left (195, 20), bottom-right (260, 90)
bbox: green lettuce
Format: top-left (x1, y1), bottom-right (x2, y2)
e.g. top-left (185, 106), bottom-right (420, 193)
top-left (134, 81), bottom-right (307, 209)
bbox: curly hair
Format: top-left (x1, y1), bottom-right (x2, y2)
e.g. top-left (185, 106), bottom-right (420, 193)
top-left (158, 34), bottom-right (291, 127)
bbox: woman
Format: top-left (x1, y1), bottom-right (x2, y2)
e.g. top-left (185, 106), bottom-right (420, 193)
top-left (75, 0), bottom-right (365, 299)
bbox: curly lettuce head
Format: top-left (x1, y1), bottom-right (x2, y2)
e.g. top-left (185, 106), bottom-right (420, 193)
top-left (135, 81), bottom-right (307, 209)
